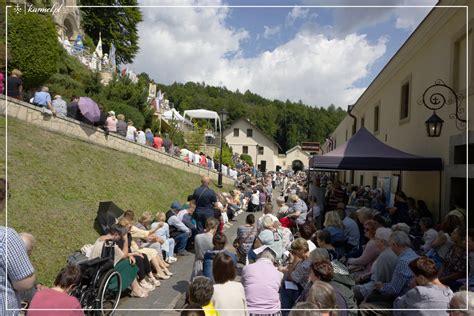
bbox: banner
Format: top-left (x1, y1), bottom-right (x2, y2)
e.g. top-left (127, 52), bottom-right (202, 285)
top-left (94, 33), bottom-right (103, 58)
top-left (148, 83), bottom-right (157, 99)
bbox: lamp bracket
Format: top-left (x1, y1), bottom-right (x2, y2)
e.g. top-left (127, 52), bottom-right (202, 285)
top-left (418, 79), bottom-right (466, 130)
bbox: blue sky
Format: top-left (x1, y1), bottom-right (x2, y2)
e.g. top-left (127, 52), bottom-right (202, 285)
top-left (132, 0), bottom-right (438, 107)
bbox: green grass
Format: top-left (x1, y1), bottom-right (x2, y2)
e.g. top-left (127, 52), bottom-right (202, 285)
top-left (0, 116), bottom-right (232, 285)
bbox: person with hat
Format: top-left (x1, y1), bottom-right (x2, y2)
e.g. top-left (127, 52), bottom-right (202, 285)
top-left (106, 111), bottom-right (117, 133)
top-left (166, 201), bottom-right (191, 256)
top-left (51, 95), bottom-right (67, 117)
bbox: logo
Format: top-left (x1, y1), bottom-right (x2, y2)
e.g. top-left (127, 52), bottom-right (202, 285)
top-left (13, 1), bottom-right (63, 16)
top-left (13, 3), bottom-right (22, 14)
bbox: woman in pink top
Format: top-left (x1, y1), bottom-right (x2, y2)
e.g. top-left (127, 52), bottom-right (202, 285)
top-left (105, 111), bottom-right (118, 133)
top-left (0, 72), bottom-right (4, 94)
top-left (28, 265), bottom-right (84, 315)
top-left (347, 220), bottom-right (382, 279)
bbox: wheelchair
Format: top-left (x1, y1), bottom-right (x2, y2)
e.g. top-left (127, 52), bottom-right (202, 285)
top-left (69, 246), bottom-right (122, 315)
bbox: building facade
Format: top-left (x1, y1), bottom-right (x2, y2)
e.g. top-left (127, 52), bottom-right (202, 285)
top-left (223, 118), bottom-right (280, 172)
top-left (277, 145), bottom-right (311, 171)
top-left (323, 0), bottom-right (472, 220)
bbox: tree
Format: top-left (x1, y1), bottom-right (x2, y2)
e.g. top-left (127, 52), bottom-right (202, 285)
top-left (214, 144), bottom-right (235, 168)
top-left (80, 0), bottom-right (143, 64)
top-left (240, 154), bottom-right (253, 166)
top-left (8, 12), bottom-right (60, 89)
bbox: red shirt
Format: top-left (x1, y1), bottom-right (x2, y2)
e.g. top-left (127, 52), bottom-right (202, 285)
top-left (27, 288), bottom-right (84, 316)
top-left (153, 136), bottom-right (163, 149)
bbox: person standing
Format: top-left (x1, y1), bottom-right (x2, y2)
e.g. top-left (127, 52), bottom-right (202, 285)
top-left (192, 176), bottom-right (217, 232)
top-left (6, 69), bottom-right (23, 100)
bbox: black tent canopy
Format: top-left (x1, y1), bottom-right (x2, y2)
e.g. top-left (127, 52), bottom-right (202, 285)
top-left (310, 128), bottom-right (442, 171)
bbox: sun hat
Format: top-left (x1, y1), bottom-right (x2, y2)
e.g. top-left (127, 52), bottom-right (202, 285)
top-left (170, 201), bottom-right (182, 210)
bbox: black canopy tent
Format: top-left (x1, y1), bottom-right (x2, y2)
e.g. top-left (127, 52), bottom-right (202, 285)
top-left (310, 128), bottom-right (442, 171)
top-left (309, 127), bottom-right (443, 218)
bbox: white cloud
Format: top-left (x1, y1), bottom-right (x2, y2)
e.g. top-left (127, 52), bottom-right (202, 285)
top-left (263, 25), bottom-right (281, 39)
top-left (132, 1), bottom-right (388, 108)
top-left (301, 0), bottom-right (436, 34)
top-left (287, 7), bottom-right (310, 25)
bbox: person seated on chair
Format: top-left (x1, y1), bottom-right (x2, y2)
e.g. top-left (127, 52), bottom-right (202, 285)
top-left (28, 265), bottom-right (83, 315)
top-left (90, 224), bottom-right (150, 298)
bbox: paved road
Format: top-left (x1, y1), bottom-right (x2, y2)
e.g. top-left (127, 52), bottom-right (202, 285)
top-left (115, 209), bottom-right (256, 315)
top-left (116, 187), bottom-right (280, 315)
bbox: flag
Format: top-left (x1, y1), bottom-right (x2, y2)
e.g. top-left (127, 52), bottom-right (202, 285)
top-left (95, 33), bottom-right (103, 58)
top-left (109, 42), bottom-right (116, 68)
top-left (73, 34), bottom-right (84, 52)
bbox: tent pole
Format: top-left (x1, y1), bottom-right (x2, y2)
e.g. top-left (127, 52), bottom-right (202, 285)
top-left (438, 170), bottom-right (442, 223)
top-left (399, 170), bottom-right (402, 191)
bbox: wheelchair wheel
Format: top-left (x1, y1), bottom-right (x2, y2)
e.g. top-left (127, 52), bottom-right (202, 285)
top-left (97, 269), bottom-right (122, 316)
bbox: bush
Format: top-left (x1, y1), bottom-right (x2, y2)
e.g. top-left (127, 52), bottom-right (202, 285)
top-left (214, 144), bottom-right (235, 168)
top-left (240, 154), bottom-right (253, 166)
top-left (47, 74), bottom-right (86, 101)
top-left (8, 12), bottom-right (60, 90)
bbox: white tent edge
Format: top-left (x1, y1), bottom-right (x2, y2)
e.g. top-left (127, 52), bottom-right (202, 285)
top-left (182, 109), bottom-right (222, 132)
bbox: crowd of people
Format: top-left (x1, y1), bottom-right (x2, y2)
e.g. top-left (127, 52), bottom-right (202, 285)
top-left (1, 164), bottom-right (473, 315)
top-left (176, 171), bottom-right (472, 316)
top-left (2, 69), bottom-right (241, 182)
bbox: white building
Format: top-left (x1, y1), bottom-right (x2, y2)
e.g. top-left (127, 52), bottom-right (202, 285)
top-left (323, 0), bottom-right (472, 220)
top-left (223, 118), bottom-right (280, 172)
top-left (277, 145), bottom-right (311, 171)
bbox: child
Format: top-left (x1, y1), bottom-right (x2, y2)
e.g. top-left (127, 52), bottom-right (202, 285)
top-left (151, 212), bottom-right (177, 263)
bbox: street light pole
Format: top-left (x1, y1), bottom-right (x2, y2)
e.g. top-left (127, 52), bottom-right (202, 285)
top-left (218, 123), bottom-right (224, 188)
top-left (217, 109), bottom-right (228, 188)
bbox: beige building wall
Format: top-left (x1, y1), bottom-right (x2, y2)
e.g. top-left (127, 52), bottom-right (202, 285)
top-left (223, 119), bottom-right (279, 172)
top-left (279, 146), bottom-right (311, 171)
top-left (325, 0), bottom-right (472, 220)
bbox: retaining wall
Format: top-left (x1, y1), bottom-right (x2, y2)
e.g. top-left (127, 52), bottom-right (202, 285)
top-left (0, 95), bottom-right (234, 185)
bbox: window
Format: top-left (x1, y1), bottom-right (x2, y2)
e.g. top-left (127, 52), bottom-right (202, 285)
top-left (361, 117), bottom-right (365, 128)
top-left (372, 176), bottom-right (377, 189)
top-left (452, 30), bottom-right (472, 91)
top-left (374, 105), bottom-right (380, 132)
top-left (246, 129), bottom-right (253, 137)
top-left (258, 146), bottom-right (264, 155)
top-left (233, 128), bottom-right (239, 137)
top-left (454, 144), bottom-right (474, 164)
top-left (242, 146), bottom-right (248, 154)
top-left (400, 81), bottom-right (410, 120)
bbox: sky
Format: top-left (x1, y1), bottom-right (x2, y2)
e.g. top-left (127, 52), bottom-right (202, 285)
top-left (131, 0), bottom-right (439, 108)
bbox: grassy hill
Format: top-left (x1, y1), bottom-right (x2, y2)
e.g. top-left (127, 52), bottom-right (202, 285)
top-left (0, 117), bottom-right (232, 285)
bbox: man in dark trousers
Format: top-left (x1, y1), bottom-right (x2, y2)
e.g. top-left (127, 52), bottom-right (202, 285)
top-left (192, 176), bottom-right (217, 232)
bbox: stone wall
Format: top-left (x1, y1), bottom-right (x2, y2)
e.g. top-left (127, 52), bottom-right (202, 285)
top-left (0, 96), bottom-right (234, 185)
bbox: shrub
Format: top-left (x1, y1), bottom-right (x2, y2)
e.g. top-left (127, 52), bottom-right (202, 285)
top-left (8, 12), bottom-right (60, 90)
top-left (214, 144), bottom-right (235, 168)
top-left (240, 154), bottom-right (253, 166)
